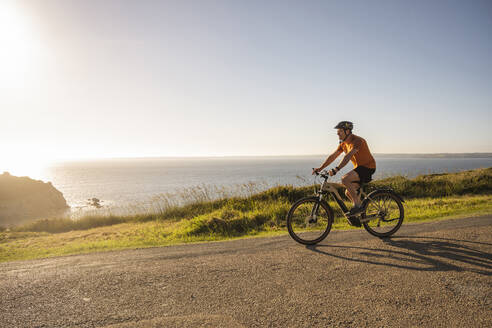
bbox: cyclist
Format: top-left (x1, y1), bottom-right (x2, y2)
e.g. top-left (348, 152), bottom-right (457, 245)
top-left (312, 121), bottom-right (376, 225)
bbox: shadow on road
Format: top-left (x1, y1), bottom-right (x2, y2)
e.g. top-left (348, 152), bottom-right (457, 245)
top-left (306, 236), bottom-right (492, 276)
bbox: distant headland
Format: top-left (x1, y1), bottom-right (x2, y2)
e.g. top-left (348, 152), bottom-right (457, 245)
top-left (0, 172), bottom-right (69, 227)
top-left (373, 153), bottom-right (492, 159)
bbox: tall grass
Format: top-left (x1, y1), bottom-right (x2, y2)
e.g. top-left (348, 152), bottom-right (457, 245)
top-left (68, 181), bottom-right (273, 218)
top-left (370, 167), bottom-right (492, 197)
top-left (12, 167), bottom-right (492, 235)
top-left (2, 194), bottom-right (491, 263)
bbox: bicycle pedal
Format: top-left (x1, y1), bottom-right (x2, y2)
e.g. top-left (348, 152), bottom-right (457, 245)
top-left (346, 216), bottom-right (362, 227)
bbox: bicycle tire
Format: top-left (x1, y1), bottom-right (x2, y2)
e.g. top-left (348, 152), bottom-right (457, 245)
top-left (287, 196), bottom-right (334, 245)
top-left (362, 191), bottom-right (404, 238)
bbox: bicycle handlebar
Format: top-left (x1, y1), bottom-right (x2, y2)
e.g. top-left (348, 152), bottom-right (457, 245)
top-left (312, 168), bottom-right (330, 179)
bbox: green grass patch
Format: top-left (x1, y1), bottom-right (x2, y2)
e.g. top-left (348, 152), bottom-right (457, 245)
top-left (0, 168), bottom-right (491, 263)
top-left (1, 194), bottom-right (491, 263)
top-left (370, 167), bottom-right (492, 197)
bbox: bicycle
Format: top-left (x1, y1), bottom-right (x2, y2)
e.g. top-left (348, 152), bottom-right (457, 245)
top-left (286, 170), bottom-right (405, 245)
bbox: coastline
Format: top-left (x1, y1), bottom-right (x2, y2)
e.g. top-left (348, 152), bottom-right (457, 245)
top-left (0, 167), bottom-right (490, 263)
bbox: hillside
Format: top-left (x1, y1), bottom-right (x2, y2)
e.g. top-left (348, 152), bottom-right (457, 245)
top-left (0, 172), bottom-right (69, 227)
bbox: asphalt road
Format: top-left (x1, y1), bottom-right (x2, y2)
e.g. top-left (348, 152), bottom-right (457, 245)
top-left (1, 216), bottom-right (491, 327)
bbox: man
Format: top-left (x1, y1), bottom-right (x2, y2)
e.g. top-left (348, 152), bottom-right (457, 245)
top-left (312, 121), bottom-right (376, 223)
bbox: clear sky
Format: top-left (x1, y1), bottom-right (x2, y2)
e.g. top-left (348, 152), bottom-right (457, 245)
top-left (1, 0), bottom-right (491, 170)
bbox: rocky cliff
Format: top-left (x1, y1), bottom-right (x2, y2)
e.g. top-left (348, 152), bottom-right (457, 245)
top-left (0, 172), bottom-right (69, 227)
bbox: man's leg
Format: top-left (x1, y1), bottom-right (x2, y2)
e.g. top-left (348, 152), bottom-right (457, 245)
top-left (341, 170), bottom-right (361, 207)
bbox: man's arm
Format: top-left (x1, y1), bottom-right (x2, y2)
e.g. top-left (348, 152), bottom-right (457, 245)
top-left (313, 149), bottom-right (343, 174)
top-left (336, 147), bottom-right (358, 170)
top-left (336, 138), bottom-right (361, 171)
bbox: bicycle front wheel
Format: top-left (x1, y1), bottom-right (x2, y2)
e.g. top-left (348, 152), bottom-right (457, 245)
top-left (287, 197), bottom-right (334, 245)
top-left (362, 191), bottom-right (404, 238)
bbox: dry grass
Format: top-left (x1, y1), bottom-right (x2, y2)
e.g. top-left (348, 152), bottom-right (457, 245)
top-left (4, 167), bottom-right (491, 237)
top-left (1, 194), bottom-right (491, 263)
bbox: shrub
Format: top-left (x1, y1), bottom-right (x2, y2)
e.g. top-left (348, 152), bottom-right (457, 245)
top-left (369, 167), bottom-right (492, 198)
top-left (13, 167), bottom-right (491, 233)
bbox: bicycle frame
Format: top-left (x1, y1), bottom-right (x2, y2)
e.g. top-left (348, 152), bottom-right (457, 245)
top-left (287, 171), bottom-right (405, 244)
top-left (316, 174), bottom-right (405, 225)
top-left (316, 175), bottom-right (369, 219)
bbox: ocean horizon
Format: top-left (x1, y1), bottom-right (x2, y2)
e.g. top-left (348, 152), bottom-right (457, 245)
top-left (13, 153), bottom-right (489, 217)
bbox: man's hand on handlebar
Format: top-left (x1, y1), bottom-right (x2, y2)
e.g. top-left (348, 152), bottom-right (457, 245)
top-left (328, 166), bottom-right (340, 176)
top-left (313, 167), bottom-right (340, 177)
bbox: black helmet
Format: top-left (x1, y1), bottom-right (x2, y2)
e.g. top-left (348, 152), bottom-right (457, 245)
top-left (334, 121), bottom-right (353, 130)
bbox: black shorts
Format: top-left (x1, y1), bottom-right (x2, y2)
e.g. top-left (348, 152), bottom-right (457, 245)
top-left (354, 166), bottom-right (376, 184)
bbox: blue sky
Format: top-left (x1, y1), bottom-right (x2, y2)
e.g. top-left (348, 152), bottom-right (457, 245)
top-left (1, 0), bottom-right (491, 167)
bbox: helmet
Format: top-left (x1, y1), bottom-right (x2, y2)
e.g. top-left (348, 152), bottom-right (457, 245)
top-left (334, 121), bottom-right (353, 130)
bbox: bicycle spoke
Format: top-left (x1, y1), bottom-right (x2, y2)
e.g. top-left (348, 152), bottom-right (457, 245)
top-left (382, 196), bottom-right (389, 213)
top-left (376, 199), bottom-right (381, 211)
top-left (362, 192), bottom-right (403, 237)
top-left (369, 197), bottom-right (382, 213)
top-left (287, 198), bottom-right (332, 245)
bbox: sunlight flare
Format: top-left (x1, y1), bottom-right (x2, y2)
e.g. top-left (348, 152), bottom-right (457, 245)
top-left (0, 1), bottom-right (38, 87)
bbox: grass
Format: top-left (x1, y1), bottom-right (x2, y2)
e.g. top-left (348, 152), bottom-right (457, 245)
top-left (0, 167), bottom-right (491, 263)
top-left (370, 167), bottom-right (492, 197)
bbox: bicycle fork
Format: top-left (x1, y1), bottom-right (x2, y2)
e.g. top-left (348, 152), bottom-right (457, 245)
top-left (308, 194), bottom-right (323, 223)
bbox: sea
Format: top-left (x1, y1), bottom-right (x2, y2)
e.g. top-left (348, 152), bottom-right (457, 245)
top-left (17, 155), bottom-right (492, 216)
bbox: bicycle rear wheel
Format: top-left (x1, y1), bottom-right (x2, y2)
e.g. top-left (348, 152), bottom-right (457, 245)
top-left (362, 191), bottom-right (404, 238)
top-left (287, 197), bottom-right (334, 245)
